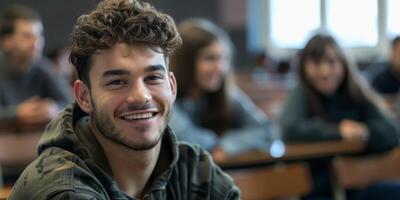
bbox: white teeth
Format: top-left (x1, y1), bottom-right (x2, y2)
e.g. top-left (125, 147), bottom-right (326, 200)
top-left (123, 113), bottom-right (153, 120)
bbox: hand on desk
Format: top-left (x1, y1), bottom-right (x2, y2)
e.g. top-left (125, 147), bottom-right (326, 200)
top-left (339, 120), bottom-right (369, 141)
top-left (212, 147), bottom-right (228, 162)
top-left (17, 96), bottom-right (59, 125)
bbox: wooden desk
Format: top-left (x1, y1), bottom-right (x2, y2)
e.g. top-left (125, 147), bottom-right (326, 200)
top-left (0, 121), bottom-right (47, 133)
top-left (218, 140), bottom-right (365, 169)
top-left (333, 146), bottom-right (400, 189)
top-left (0, 186), bottom-right (12, 200)
top-left (219, 140), bottom-right (365, 199)
top-left (227, 162), bottom-right (312, 200)
top-left (0, 123), bottom-right (46, 186)
top-left (0, 132), bottom-right (42, 165)
top-left (0, 122), bottom-right (46, 165)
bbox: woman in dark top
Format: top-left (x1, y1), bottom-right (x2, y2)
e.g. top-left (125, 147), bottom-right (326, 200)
top-left (280, 34), bottom-right (400, 200)
top-left (169, 19), bottom-right (271, 161)
top-left (280, 34), bottom-right (398, 153)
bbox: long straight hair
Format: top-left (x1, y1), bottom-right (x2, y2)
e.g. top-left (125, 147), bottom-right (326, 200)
top-left (170, 19), bottom-right (235, 135)
top-left (298, 34), bottom-right (389, 120)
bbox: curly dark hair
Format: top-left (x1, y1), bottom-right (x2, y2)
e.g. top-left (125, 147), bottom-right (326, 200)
top-left (69, 0), bottom-right (181, 87)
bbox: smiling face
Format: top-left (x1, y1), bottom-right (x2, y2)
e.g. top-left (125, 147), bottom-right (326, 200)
top-left (304, 46), bottom-right (345, 96)
top-left (75, 43), bottom-right (177, 150)
top-left (195, 40), bottom-right (230, 92)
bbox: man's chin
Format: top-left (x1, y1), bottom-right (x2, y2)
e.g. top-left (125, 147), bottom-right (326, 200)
top-left (109, 129), bottom-right (164, 151)
top-left (117, 138), bottom-right (161, 151)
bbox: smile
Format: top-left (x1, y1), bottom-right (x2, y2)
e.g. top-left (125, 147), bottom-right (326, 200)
top-left (120, 112), bottom-right (156, 120)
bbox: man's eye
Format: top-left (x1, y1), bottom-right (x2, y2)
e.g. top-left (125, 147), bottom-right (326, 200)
top-left (203, 55), bottom-right (219, 62)
top-left (145, 75), bottom-right (163, 82)
top-left (107, 80), bottom-right (126, 85)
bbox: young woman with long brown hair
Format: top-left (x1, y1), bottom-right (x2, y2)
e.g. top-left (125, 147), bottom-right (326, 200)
top-left (170, 19), bottom-right (271, 161)
top-left (280, 33), bottom-right (400, 200)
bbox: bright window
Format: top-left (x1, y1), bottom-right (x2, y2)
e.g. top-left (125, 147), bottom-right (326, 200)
top-left (270, 0), bottom-right (320, 48)
top-left (326, 0), bottom-right (378, 47)
top-left (387, 0), bottom-right (400, 36)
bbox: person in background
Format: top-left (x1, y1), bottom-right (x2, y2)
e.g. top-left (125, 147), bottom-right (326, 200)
top-left (371, 36), bottom-right (400, 94)
top-left (254, 51), bottom-right (279, 73)
top-left (0, 4), bottom-right (72, 126)
top-left (170, 18), bottom-right (271, 161)
top-left (47, 46), bottom-right (76, 88)
top-left (251, 51), bottom-right (282, 82)
top-left (8, 1), bottom-right (239, 199)
top-left (279, 34), bottom-right (400, 200)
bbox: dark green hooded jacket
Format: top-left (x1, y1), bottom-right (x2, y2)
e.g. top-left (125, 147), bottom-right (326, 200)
top-left (8, 103), bottom-right (240, 199)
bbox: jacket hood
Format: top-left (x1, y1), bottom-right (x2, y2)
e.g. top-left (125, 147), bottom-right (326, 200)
top-left (38, 103), bottom-right (89, 156)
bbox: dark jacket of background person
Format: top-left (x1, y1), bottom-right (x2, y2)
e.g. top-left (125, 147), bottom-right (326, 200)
top-left (170, 18), bottom-right (271, 157)
top-left (371, 62), bottom-right (400, 94)
top-left (371, 36), bottom-right (400, 94)
top-left (0, 53), bottom-right (72, 122)
top-left (280, 85), bottom-right (399, 153)
top-left (8, 103), bottom-right (240, 199)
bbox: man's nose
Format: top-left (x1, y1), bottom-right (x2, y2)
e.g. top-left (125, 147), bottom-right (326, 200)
top-left (125, 81), bottom-right (152, 105)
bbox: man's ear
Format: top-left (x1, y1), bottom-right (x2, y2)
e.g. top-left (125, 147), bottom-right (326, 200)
top-left (169, 72), bottom-right (177, 101)
top-left (74, 80), bottom-right (92, 113)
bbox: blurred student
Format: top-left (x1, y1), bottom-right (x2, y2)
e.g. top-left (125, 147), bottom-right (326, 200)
top-left (0, 4), bottom-right (72, 126)
top-left (371, 36), bottom-right (400, 94)
top-left (170, 19), bottom-right (271, 161)
top-left (280, 34), bottom-right (400, 199)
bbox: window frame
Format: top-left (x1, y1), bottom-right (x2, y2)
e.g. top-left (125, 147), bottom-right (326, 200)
top-left (249, 0), bottom-right (393, 62)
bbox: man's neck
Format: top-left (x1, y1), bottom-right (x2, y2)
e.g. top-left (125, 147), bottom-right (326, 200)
top-left (90, 123), bottom-right (161, 198)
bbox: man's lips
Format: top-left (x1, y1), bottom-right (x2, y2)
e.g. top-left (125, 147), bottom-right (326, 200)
top-left (119, 111), bottom-right (157, 120)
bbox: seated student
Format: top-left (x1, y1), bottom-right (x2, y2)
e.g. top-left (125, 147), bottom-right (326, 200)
top-left (170, 19), bottom-right (271, 161)
top-left (8, 1), bottom-right (239, 199)
top-left (279, 34), bottom-right (400, 200)
top-left (371, 36), bottom-right (400, 94)
top-left (0, 4), bottom-right (72, 126)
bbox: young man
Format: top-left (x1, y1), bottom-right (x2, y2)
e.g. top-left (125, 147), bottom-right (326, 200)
top-left (8, 0), bottom-right (239, 199)
top-left (371, 36), bottom-right (400, 94)
top-left (0, 4), bottom-right (72, 126)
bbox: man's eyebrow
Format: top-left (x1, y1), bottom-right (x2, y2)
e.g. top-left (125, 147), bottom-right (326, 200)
top-left (102, 69), bottom-right (130, 77)
top-left (145, 64), bottom-right (166, 72)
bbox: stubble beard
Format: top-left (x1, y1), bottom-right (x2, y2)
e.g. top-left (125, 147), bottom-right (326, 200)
top-left (90, 98), bottom-right (171, 151)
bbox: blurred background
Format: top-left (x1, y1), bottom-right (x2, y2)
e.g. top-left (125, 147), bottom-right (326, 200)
top-left (1, 0), bottom-right (399, 69)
